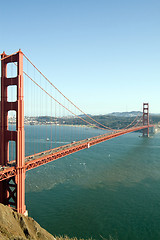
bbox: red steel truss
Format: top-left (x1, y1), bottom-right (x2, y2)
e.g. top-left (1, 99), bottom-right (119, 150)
top-left (0, 124), bottom-right (154, 183)
top-left (0, 51), bottom-right (26, 214)
top-left (0, 50), bottom-right (154, 215)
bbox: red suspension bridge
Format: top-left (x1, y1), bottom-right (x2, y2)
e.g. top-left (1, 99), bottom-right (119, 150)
top-left (0, 50), bottom-right (154, 215)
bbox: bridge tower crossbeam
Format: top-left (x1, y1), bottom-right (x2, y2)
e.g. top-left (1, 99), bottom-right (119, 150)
top-left (0, 50), bottom-right (26, 214)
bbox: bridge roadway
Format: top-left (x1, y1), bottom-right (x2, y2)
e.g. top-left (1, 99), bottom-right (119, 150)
top-left (0, 125), bottom-right (153, 181)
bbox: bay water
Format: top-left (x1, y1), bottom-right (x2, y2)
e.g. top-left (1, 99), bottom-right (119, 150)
top-left (25, 125), bottom-right (160, 240)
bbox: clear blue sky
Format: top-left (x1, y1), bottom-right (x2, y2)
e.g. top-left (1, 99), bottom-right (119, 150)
top-left (1, 0), bottom-right (160, 115)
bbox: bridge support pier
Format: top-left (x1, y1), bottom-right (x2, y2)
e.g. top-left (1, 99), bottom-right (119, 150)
top-left (0, 50), bottom-right (26, 214)
top-left (143, 103), bottom-right (149, 137)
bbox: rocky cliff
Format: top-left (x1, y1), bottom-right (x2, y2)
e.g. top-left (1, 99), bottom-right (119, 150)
top-left (0, 203), bottom-right (56, 240)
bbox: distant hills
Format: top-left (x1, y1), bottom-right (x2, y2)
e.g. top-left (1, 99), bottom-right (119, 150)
top-left (17, 111), bottom-right (160, 129)
top-left (107, 111), bottom-right (160, 117)
top-left (107, 111), bottom-right (142, 117)
top-left (79, 111), bottom-right (160, 118)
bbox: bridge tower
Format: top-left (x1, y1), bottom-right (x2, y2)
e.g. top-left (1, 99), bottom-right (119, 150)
top-left (143, 103), bottom-right (149, 137)
top-left (0, 50), bottom-right (26, 214)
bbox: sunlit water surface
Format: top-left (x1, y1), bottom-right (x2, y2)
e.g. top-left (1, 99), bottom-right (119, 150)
top-left (25, 125), bottom-right (160, 240)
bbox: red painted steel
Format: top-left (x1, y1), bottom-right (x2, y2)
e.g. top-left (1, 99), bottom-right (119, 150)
top-left (143, 103), bottom-right (149, 137)
top-left (24, 125), bottom-right (154, 171)
top-left (0, 51), bottom-right (26, 214)
top-left (0, 50), bottom-right (154, 215)
top-left (0, 124), bottom-right (154, 182)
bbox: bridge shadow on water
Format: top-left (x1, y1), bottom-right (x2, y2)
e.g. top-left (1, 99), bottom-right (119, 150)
top-left (26, 132), bottom-right (160, 240)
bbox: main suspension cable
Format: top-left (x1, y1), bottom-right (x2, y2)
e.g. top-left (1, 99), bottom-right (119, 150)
top-left (118, 112), bottom-right (141, 130)
top-left (23, 52), bottom-right (115, 130)
top-left (23, 70), bottom-right (108, 130)
top-left (1, 50), bottom-right (143, 131)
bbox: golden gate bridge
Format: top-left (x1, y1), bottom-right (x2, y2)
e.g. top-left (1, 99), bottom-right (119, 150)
top-left (0, 50), bottom-right (154, 215)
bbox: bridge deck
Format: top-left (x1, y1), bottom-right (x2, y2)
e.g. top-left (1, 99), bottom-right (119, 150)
top-left (0, 125), bottom-right (154, 181)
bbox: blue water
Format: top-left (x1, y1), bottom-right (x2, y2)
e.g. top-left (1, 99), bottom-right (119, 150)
top-left (25, 125), bottom-right (160, 240)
